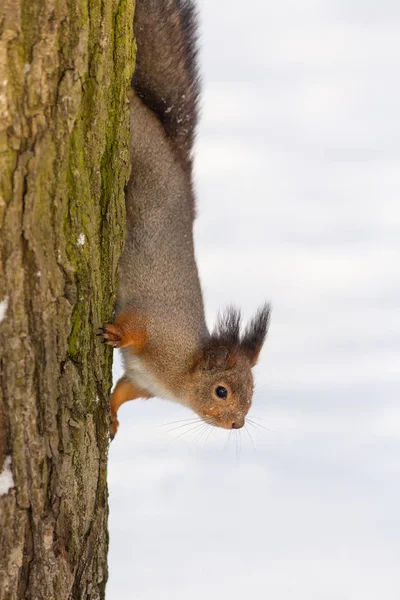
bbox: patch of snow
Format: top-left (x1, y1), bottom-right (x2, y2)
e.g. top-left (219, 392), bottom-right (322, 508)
top-left (0, 456), bottom-right (14, 495)
top-left (0, 296), bottom-right (9, 323)
top-left (77, 233), bottom-right (86, 246)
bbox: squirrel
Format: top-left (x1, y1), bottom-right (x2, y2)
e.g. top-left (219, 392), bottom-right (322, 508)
top-left (99, 0), bottom-right (271, 439)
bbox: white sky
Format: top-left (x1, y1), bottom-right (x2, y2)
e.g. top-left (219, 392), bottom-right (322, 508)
top-left (107, 1), bottom-right (400, 598)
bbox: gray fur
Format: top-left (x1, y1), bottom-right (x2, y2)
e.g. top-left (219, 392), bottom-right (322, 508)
top-left (118, 91), bottom-right (208, 390)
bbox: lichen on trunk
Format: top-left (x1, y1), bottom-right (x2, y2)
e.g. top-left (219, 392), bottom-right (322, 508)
top-left (0, 0), bottom-right (135, 597)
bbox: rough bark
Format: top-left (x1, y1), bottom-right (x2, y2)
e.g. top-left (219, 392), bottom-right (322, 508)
top-left (0, 0), bottom-right (135, 597)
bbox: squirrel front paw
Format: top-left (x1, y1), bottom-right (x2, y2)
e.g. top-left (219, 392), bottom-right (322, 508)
top-left (110, 414), bottom-right (119, 440)
top-left (97, 324), bottom-right (122, 348)
top-left (97, 312), bottom-right (147, 350)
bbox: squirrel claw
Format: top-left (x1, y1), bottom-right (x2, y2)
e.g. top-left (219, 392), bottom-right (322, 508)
top-left (98, 324), bottom-right (122, 348)
top-left (110, 416), bottom-right (119, 440)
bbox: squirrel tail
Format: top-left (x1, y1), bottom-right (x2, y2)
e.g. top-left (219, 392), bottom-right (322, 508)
top-left (133, 0), bottom-right (200, 170)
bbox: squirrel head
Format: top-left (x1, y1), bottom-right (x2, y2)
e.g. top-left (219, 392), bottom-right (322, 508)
top-left (187, 304), bottom-right (270, 429)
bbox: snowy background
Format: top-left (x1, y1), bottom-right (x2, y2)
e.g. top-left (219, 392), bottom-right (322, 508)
top-left (107, 1), bottom-right (400, 598)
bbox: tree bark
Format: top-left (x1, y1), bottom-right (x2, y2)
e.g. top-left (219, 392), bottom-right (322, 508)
top-left (0, 0), bottom-right (135, 597)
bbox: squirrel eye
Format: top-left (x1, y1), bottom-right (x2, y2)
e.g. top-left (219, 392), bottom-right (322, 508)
top-left (215, 386), bottom-right (228, 399)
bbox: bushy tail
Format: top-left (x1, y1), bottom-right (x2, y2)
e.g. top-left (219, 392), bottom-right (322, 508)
top-left (133, 0), bottom-right (200, 170)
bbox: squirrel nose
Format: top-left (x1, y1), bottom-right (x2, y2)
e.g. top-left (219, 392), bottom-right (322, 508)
top-left (231, 420), bottom-right (244, 429)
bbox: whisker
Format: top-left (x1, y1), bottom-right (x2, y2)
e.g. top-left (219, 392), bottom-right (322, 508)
top-left (191, 425), bottom-right (210, 447)
top-left (159, 417), bottom-right (200, 428)
top-left (247, 420), bottom-right (266, 434)
top-left (169, 422), bottom-right (205, 442)
top-left (166, 415), bottom-right (223, 437)
top-left (164, 419), bottom-right (203, 433)
top-left (250, 416), bottom-right (275, 426)
top-left (247, 418), bottom-right (277, 433)
top-left (204, 426), bottom-right (213, 444)
top-left (223, 429), bottom-right (232, 452)
top-left (247, 421), bottom-right (265, 436)
top-left (244, 425), bottom-right (255, 449)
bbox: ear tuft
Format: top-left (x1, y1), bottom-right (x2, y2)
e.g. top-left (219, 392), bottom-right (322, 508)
top-left (241, 303), bottom-right (271, 366)
top-left (213, 306), bottom-right (241, 347)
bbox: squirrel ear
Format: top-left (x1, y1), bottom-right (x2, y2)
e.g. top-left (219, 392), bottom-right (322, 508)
top-left (199, 346), bottom-right (229, 371)
top-left (240, 303), bottom-right (271, 366)
top-left (193, 306), bottom-right (241, 371)
top-left (194, 345), bottom-right (238, 371)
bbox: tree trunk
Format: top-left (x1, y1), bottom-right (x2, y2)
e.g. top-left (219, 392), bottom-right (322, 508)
top-left (0, 0), bottom-right (135, 597)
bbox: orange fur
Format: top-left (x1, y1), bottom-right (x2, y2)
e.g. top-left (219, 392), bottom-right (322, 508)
top-left (101, 310), bottom-right (147, 351)
top-left (110, 376), bottom-right (153, 439)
